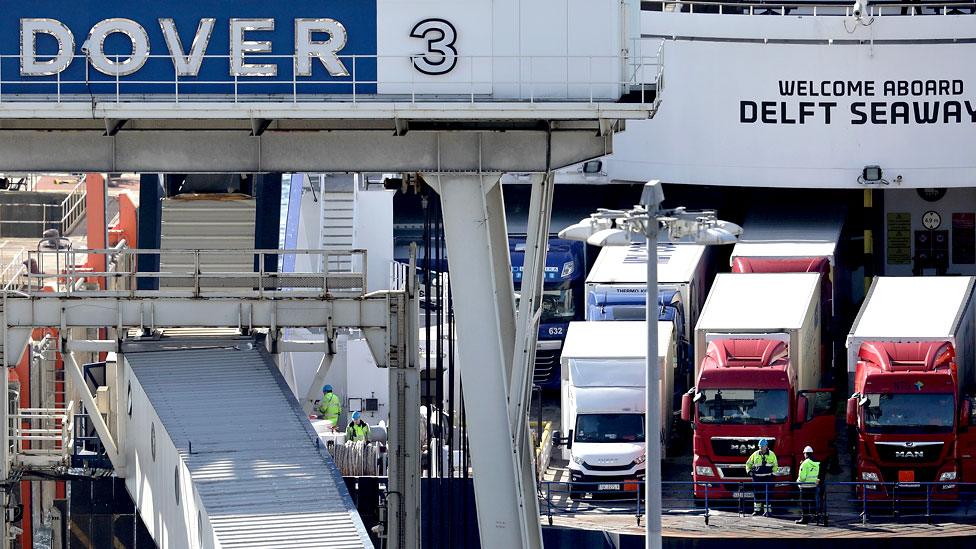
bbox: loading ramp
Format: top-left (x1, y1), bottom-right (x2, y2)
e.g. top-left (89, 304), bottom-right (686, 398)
top-left (122, 335), bottom-right (372, 549)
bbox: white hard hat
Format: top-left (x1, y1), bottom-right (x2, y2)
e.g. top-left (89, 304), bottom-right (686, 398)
top-left (803, 446), bottom-right (814, 454)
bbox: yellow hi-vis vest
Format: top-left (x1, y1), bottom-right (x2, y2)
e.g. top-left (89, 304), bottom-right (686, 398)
top-left (745, 450), bottom-right (778, 476)
top-left (347, 421), bottom-right (370, 442)
top-left (797, 458), bottom-right (820, 486)
top-left (318, 392), bottom-right (341, 423)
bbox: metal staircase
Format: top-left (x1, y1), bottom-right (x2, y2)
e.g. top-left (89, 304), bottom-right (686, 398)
top-left (317, 175), bottom-right (356, 272)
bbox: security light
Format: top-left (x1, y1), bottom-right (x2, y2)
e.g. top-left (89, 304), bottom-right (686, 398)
top-left (862, 165), bottom-right (882, 182)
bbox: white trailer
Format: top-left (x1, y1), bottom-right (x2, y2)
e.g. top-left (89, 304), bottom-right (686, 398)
top-left (585, 242), bottom-right (710, 345)
top-left (559, 321), bottom-right (676, 488)
top-left (731, 210), bottom-right (844, 269)
top-left (846, 276), bottom-right (976, 393)
top-left (730, 208), bottom-right (847, 321)
top-left (694, 273), bottom-right (823, 391)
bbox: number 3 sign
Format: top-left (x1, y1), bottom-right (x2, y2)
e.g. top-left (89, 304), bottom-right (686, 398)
top-left (410, 18), bottom-right (458, 75)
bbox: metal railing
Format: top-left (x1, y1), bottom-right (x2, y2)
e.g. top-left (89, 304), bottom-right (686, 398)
top-left (643, 0), bottom-right (976, 16)
top-left (11, 247), bottom-right (368, 298)
top-left (0, 246), bottom-right (28, 292)
top-left (539, 480), bottom-right (976, 527)
top-left (0, 176), bottom-right (87, 238)
top-left (10, 401), bottom-right (75, 468)
top-left (390, 260), bottom-right (410, 292)
top-left (0, 53), bottom-right (661, 106)
top-left (59, 177), bottom-right (88, 234)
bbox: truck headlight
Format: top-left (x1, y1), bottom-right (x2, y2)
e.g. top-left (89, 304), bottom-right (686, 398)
top-left (561, 261), bottom-right (575, 277)
top-left (695, 465), bottom-right (715, 477)
top-left (572, 455), bottom-right (584, 465)
top-left (862, 472), bottom-right (879, 482)
top-left (775, 466), bottom-right (790, 476)
top-left (940, 471), bottom-right (957, 481)
top-left (634, 453), bottom-right (646, 465)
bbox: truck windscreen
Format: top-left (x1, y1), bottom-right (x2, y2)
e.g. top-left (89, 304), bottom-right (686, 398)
top-left (864, 392), bottom-right (954, 434)
top-left (575, 413), bottom-right (645, 443)
top-left (697, 389), bottom-right (789, 425)
top-left (541, 289), bottom-right (575, 323)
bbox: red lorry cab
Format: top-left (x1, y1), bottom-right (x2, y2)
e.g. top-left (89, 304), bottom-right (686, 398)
top-left (684, 338), bottom-right (835, 498)
top-left (848, 341), bottom-right (976, 498)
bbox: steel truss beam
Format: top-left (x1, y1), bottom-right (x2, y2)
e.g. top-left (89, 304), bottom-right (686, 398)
top-left (2, 294), bottom-right (393, 368)
top-left (0, 129), bottom-right (613, 173)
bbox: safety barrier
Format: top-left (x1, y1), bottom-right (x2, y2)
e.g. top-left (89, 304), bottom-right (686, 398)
top-left (642, 0), bottom-right (976, 16)
top-left (0, 53), bottom-right (662, 105)
top-left (10, 401), bottom-right (75, 469)
top-left (0, 177), bottom-right (87, 239)
top-left (8, 247), bottom-right (368, 298)
top-left (0, 247), bottom-right (28, 292)
top-left (539, 480), bottom-right (976, 527)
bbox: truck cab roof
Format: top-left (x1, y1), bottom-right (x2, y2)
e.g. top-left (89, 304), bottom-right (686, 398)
top-left (698, 339), bottom-right (791, 388)
top-left (858, 341), bottom-right (955, 373)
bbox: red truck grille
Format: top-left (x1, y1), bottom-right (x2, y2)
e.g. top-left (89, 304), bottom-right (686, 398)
top-left (875, 441), bottom-right (943, 464)
top-left (710, 437), bottom-right (777, 458)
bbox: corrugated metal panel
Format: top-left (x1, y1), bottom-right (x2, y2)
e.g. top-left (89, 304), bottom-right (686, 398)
top-left (160, 198), bottom-right (256, 276)
top-left (125, 339), bottom-right (371, 548)
top-left (319, 175), bottom-right (355, 271)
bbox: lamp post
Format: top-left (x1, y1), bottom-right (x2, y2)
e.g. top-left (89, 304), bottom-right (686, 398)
top-left (559, 180), bottom-right (740, 549)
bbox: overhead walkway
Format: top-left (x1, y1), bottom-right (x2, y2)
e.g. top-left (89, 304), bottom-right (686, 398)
top-left (122, 335), bottom-right (372, 548)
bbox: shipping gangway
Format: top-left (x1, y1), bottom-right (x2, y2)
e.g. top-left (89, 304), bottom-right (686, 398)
top-left (0, 247), bottom-right (413, 548)
top-left (122, 334), bottom-right (371, 549)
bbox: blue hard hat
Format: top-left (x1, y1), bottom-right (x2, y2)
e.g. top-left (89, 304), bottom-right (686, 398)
top-left (323, 384), bottom-right (333, 393)
top-left (758, 438), bottom-right (769, 448)
top-left (352, 411), bottom-right (361, 420)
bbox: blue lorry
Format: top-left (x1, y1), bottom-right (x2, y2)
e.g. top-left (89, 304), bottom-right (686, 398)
top-left (509, 236), bottom-right (587, 390)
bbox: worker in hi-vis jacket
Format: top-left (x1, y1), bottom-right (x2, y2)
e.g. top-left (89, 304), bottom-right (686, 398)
top-left (745, 438), bottom-right (778, 516)
top-left (318, 384), bottom-right (341, 427)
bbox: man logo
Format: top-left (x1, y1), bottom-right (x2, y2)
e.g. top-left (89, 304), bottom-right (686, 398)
top-left (894, 450), bottom-right (924, 459)
top-left (730, 443), bottom-right (754, 455)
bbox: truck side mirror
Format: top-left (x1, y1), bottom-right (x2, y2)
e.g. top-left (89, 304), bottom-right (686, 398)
top-left (681, 391), bottom-right (693, 422)
top-left (961, 399), bottom-right (972, 428)
top-left (846, 396), bottom-right (858, 427)
top-left (796, 394), bottom-right (809, 424)
top-left (566, 430), bottom-right (574, 450)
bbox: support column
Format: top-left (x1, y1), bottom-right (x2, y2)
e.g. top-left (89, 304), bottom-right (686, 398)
top-left (388, 275), bottom-right (420, 549)
top-left (509, 174), bottom-right (553, 433)
top-left (84, 174), bottom-right (108, 289)
top-left (137, 174), bottom-right (162, 291)
top-left (426, 173), bottom-right (543, 549)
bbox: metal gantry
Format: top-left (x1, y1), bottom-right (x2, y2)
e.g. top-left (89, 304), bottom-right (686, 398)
top-left (0, 247), bottom-right (418, 548)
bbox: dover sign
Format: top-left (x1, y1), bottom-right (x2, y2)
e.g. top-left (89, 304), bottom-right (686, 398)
top-left (0, 0), bottom-right (378, 94)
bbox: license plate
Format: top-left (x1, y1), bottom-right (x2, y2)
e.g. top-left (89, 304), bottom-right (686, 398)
top-left (733, 491), bottom-right (754, 499)
top-left (598, 483), bottom-right (621, 491)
